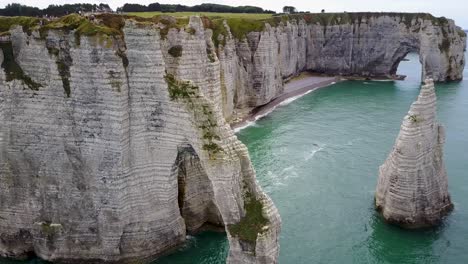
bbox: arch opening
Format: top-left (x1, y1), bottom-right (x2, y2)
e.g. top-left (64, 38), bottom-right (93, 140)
top-left (394, 51), bottom-right (423, 83)
top-left (389, 43), bottom-right (420, 76)
top-left (172, 144), bottom-right (224, 235)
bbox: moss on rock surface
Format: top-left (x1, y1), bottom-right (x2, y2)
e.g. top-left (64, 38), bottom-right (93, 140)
top-left (164, 73), bottom-right (198, 100)
top-left (0, 14), bottom-right (187, 43)
top-left (0, 16), bottom-right (44, 35)
top-left (168, 45), bottom-right (183, 57)
top-left (202, 17), bottom-right (229, 47)
top-left (39, 14), bottom-right (123, 40)
top-left (228, 191), bottom-right (269, 244)
top-left (0, 41), bottom-right (42, 90)
top-left (458, 29), bottom-right (467, 38)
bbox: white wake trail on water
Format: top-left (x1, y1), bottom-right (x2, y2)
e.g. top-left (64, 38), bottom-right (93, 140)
top-left (262, 143), bottom-right (326, 193)
top-left (234, 89), bottom-right (317, 133)
top-left (263, 166), bottom-right (300, 193)
top-left (305, 144), bottom-right (325, 161)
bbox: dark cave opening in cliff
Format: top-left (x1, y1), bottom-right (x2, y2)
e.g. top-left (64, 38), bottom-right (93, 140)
top-left (173, 145), bottom-right (224, 235)
top-left (395, 52), bottom-right (423, 82)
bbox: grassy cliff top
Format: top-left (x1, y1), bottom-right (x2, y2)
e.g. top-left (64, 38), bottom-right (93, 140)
top-left (0, 13), bottom-right (192, 39)
top-left (0, 16), bottom-right (44, 35)
top-left (128, 11), bottom-right (272, 20)
top-left (199, 12), bottom-right (452, 45)
top-left (0, 12), bottom-right (454, 45)
top-left (0, 14), bottom-right (122, 37)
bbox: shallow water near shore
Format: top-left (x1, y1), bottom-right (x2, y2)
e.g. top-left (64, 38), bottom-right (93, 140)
top-left (2, 51), bottom-right (468, 263)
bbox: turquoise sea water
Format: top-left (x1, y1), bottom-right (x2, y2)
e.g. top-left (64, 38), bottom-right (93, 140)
top-left (157, 50), bottom-right (468, 263)
top-left (235, 53), bottom-right (468, 264)
top-left (2, 51), bottom-right (467, 263)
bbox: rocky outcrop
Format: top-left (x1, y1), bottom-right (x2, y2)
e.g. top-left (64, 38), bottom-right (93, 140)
top-left (0, 17), bottom-right (280, 263)
top-left (375, 79), bottom-right (453, 229)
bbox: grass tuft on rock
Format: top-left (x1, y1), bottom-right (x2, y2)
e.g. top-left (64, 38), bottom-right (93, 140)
top-left (164, 73), bottom-right (223, 158)
top-left (228, 192), bottom-right (269, 243)
top-left (202, 142), bottom-right (223, 153)
top-left (457, 29), bottom-right (467, 38)
top-left (225, 18), bottom-right (265, 40)
top-left (164, 73), bottom-right (198, 100)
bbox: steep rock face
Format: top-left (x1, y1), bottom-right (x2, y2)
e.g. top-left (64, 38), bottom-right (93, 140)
top-left (0, 12), bottom-right (464, 263)
top-left (375, 79), bottom-right (453, 228)
top-left (216, 13), bottom-right (466, 114)
top-left (0, 19), bottom-right (280, 263)
top-left (302, 16), bottom-right (465, 81)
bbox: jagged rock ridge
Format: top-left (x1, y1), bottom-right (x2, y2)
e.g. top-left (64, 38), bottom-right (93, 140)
top-left (375, 79), bottom-right (453, 228)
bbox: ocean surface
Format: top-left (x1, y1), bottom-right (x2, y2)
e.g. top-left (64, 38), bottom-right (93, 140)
top-left (2, 51), bottom-right (468, 264)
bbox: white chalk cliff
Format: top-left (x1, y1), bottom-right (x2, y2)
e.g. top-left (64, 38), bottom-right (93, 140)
top-left (0, 12), bottom-right (465, 263)
top-left (375, 79), bottom-right (453, 228)
top-left (0, 16), bottom-right (280, 263)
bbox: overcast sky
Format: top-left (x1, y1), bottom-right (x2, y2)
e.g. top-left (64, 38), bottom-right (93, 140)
top-left (1, 0), bottom-right (466, 28)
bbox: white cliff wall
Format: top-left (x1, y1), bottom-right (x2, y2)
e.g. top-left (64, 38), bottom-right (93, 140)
top-left (216, 14), bottom-right (466, 117)
top-left (0, 18), bottom-right (280, 263)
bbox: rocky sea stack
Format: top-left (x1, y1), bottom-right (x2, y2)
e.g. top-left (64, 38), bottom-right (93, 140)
top-left (375, 79), bottom-right (453, 229)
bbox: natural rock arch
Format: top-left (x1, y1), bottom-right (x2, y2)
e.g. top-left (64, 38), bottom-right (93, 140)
top-left (388, 44), bottom-right (420, 78)
top-left (225, 13), bottom-right (466, 110)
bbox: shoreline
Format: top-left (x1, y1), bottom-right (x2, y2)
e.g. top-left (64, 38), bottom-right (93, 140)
top-left (230, 75), bottom-right (341, 131)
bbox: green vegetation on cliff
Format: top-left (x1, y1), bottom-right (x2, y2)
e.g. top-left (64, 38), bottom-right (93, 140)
top-left (230, 12), bottom-right (451, 45)
top-left (1, 12), bottom-right (454, 49)
top-left (168, 45), bottom-right (183, 57)
top-left (0, 16), bottom-right (44, 35)
top-left (164, 73), bottom-right (198, 100)
top-left (0, 13), bottom-right (187, 42)
top-left (199, 12), bottom-right (454, 46)
top-left (164, 74), bottom-right (223, 158)
top-left (40, 14), bottom-right (123, 38)
top-left (229, 191), bottom-right (269, 245)
top-left (457, 29), bottom-right (467, 38)
top-left (46, 46), bottom-right (73, 97)
top-left (0, 14), bottom-right (125, 40)
top-left (130, 11), bottom-right (272, 20)
top-left (0, 42), bottom-right (42, 90)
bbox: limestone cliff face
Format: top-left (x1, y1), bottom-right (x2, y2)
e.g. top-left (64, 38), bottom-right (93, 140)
top-left (0, 18), bottom-right (280, 263)
top-left (375, 79), bottom-right (453, 228)
top-left (217, 13), bottom-right (466, 116)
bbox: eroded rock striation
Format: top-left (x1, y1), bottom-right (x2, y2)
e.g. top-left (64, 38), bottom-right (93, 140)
top-left (0, 16), bottom-right (280, 263)
top-left (217, 12), bottom-right (466, 116)
top-left (375, 79), bottom-right (453, 228)
top-left (0, 12), bottom-right (464, 263)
